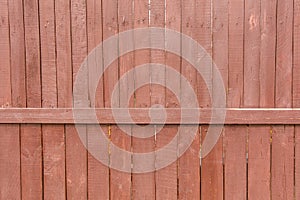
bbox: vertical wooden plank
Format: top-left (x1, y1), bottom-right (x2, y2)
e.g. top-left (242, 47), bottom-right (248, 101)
top-left (0, 0), bottom-right (11, 106)
top-left (223, 126), bottom-right (247, 200)
top-left (271, 126), bottom-right (294, 200)
top-left (201, 128), bottom-right (223, 200)
top-left (247, 0), bottom-right (276, 199)
top-left (102, 0), bottom-right (119, 199)
top-left (225, 0), bottom-right (246, 199)
top-left (0, 3), bottom-right (21, 197)
top-left (294, 0), bottom-right (300, 198)
top-left (179, 0), bottom-right (203, 199)
top-left (39, 0), bottom-right (66, 199)
top-left (8, 0), bottom-right (26, 108)
top-left (40, 0), bottom-right (57, 108)
top-left (55, 1), bottom-right (72, 199)
top-left (260, 0), bottom-right (276, 108)
top-left (227, 0), bottom-right (244, 108)
top-left (23, 0), bottom-right (43, 199)
top-left (248, 126), bottom-right (271, 200)
top-left (42, 126), bottom-right (66, 200)
top-left (200, 0), bottom-right (227, 199)
top-left (149, 0), bottom-right (170, 200)
top-left (275, 0), bottom-right (293, 108)
top-left (155, 0), bottom-right (181, 199)
top-left (86, 0), bottom-right (110, 199)
top-left (56, 0), bottom-right (73, 108)
top-left (244, 0), bottom-right (260, 108)
top-left (55, 0), bottom-right (72, 196)
top-left (108, 0), bottom-right (133, 199)
top-left (7, 0), bottom-right (26, 198)
top-left (196, 0), bottom-right (212, 109)
top-left (273, 0), bottom-right (294, 199)
top-left (67, 0), bottom-right (88, 199)
top-left (0, 125), bottom-right (21, 200)
top-left (244, 0), bottom-right (270, 200)
top-left (296, 126), bottom-right (300, 199)
top-left (131, 0), bottom-right (155, 199)
top-left (6, 0), bottom-right (26, 199)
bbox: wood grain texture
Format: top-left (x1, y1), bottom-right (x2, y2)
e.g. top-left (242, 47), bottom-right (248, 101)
top-left (244, 0), bottom-right (260, 108)
top-left (131, 0), bottom-right (155, 199)
top-left (201, 126), bottom-right (223, 200)
top-left (66, 125), bottom-right (87, 200)
top-left (155, 0), bottom-right (181, 199)
top-left (200, 0), bottom-right (228, 198)
top-left (228, 0), bottom-right (244, 107)
top-left (8, 0), bottom-right (26, 108)
top-left (39, 0), bottom-right (66, 199)
top-left (245, 0), bottom-right (271, 199)
top-left (0, 125), bottom-right (21, 200)
top-left (21, 124), bottom-right (43, 200)
top-left (109, 0), bottom-right (132, 199)
top-left (56, 0), bottom-right (73, 108)
top-left (248, 126), bottom-right (271, 200)
top-left (275, 0), bottom-right (293, 108)
top-left (40, 0), bottom-right (57, 109)
top-left (150, 1), bottom-right (172, 200)
top-left (4, 108), bottom-right (300, 124)
top-left (224, 126), bottom-right (247, 200)
top-left (23, 0), bottom-right (43, 199)
top-left (67, 0), bottom-right (88, 199)
top-left (86, 0), bottom-right (109, 199)
top-left (294, 0), bottom-right (300, 198)
top-left (0, 0), bottom-right (11, 107)
top-left (179, 0), bottom-right (202, 199)
top-left (296, 126), bottom-right (300, 199)
top-left (260, 0), bottom-right (276, 108)
top-left (225, 1), bottom-right (246, 199)
top-left (273, 1), bottom-right (294, 200)
top-left (271, 125), bottom-right (294, 200)
top-left (42, 125), bottom-right (65, 200)
top-left (4, 0), bottom-right (26, 199)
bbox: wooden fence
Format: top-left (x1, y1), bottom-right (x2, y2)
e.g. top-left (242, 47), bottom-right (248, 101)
top-left (1, 0), bottom-right (300, 199)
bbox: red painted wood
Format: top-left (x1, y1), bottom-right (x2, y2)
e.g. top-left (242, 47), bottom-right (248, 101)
top-left (201, 126), bottom-right (223, 200)
top-left (225, 1), bottom-right (246, 199)
top-left (8, 0), bottom-right (26, 108)
top-left (67, 0), bottom-right (88, 199)
top-left (131, 0), bottom-right (155, 199)
top-left (109, 0), bottom-right (133, 199)
top-left (4, 108), bottom-right (300, 124)
top-left (244, 0), bottom-right (260, 108)
top-left (154, 0), bottom-right (181, 199)
top-left (248, 126), bottom-right (271, 200)
top-left (39, 0), bottom-right (66, 199)
top-left (56, 0), bottom-right (73, 108)
top-left (245, 0), bottom-right (272, 199)
top-left (86, 0), bottom-right (109, 199)
top-left (224, 126), bottom-right (247, 200)
top-left (271, 126), bottom-right (294, 200)
top-left (200, 0), bottom-right (228, 198)
top-left (295, 126), bottom-right (300, 199)
top-left (178, 1), bottom-right (204, 199)
top-left (23, 0), bottom-right (43, 199)
top-left (273, 1), bottom-right (294, 200)
top-left (276, 0), bottom-right (293, 108)
top-left (294, 0), bottom-right (300, 198)
top-left (260, 0), bottom-right (276, 108)
top-left (0, 123), bottom-right (21, 200)
top-left (227, 0), bottom-right (244, 108)
top-left (5, 0), bottom-right (26, 199)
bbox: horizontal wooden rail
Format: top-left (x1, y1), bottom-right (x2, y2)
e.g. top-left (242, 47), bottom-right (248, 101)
top-left (0, 108), bottom-right (299, 124)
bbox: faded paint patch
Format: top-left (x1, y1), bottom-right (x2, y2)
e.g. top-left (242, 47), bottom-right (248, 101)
top-left (249, 14), bottom-right (258, 30)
